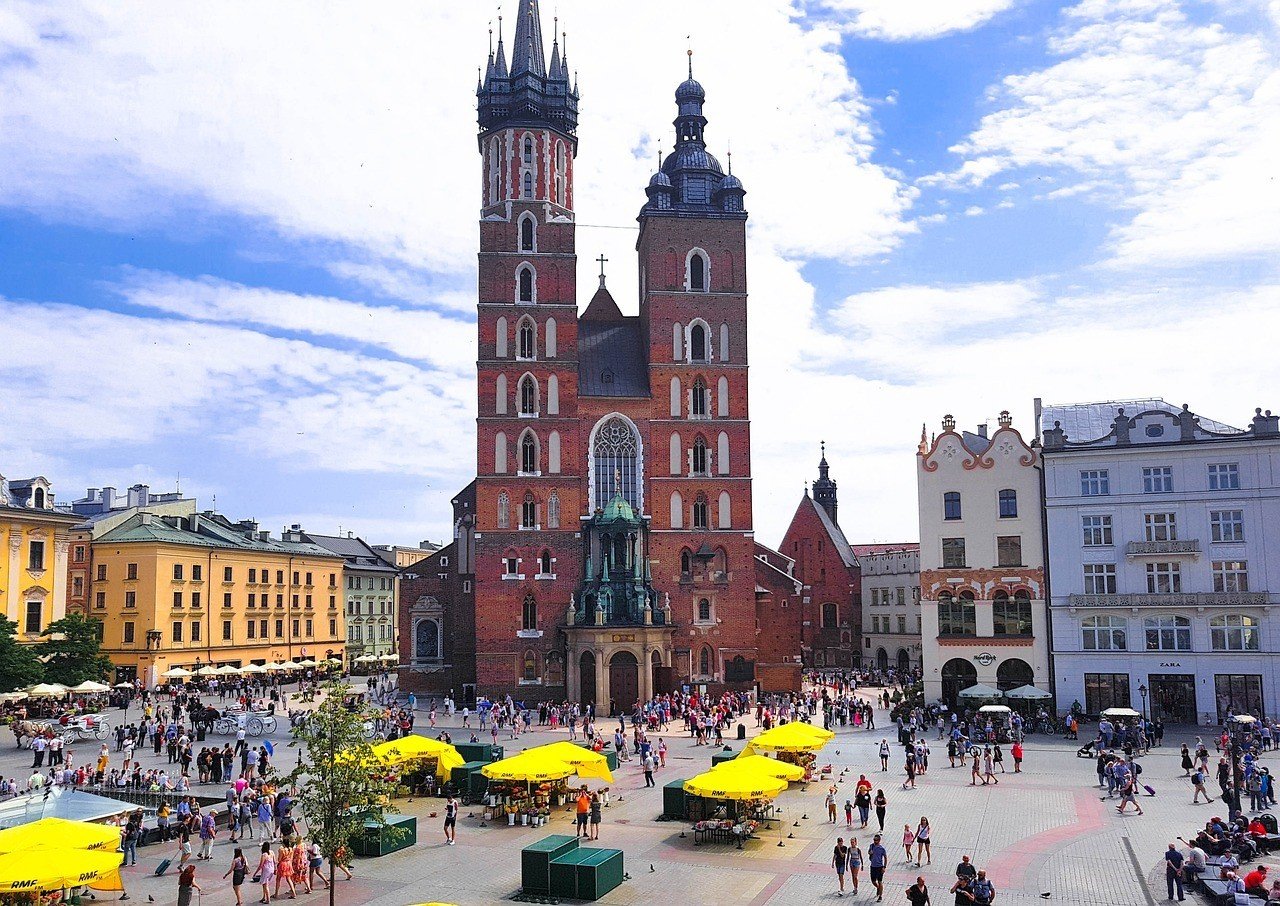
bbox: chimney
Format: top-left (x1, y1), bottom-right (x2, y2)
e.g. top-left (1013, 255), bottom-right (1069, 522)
top-left (86, 488), bottom-right (99, 503)
top-left (101, 487), bottom-right (116, 510)
top-left (188, 514), bottom-right (200, 532)
top-left (348, 531), bottom-right (354, 539)
top-left (977, 423), bottom-right (988, 439)
top-left (140, 512), bottom-right (153, 526)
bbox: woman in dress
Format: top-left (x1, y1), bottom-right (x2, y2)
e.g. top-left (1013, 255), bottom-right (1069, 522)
top-left (1181, 744), bottom-right (1194, 776)
top-left (274, 841), bottom-right (296, 899)
top-left (915, 816), bottom-right (932, 865)
top-left (255, 840), bottom-right (275, 904)
top-left (223, 847), bottom-right (248, 906)
top-left (291, 839), bottom-right (309, 894)
top-left (902, 823), bottom-right (916, 861)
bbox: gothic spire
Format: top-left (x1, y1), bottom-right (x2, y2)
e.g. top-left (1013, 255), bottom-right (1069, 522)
top-left (548, 18), bottom-right (563, 80)
top-left (813, 440), bottom-right (838, 523)
top-left (511, 0), bottom-right (546, 78)
top-left (494, 15), bottom-right (508, 79)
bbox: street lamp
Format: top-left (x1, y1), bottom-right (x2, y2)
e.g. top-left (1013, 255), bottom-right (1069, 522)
top-left (1138, 683), bottom-right (1148, 722)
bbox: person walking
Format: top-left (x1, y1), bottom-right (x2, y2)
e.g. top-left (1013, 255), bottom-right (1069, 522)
top-left (856, 787), bottom-right (872, 828)
top-left (255, 840), bottom-right (275, 905)
top-left (982, 748), bottom-right (998, 785)
top-left (1181, 745), bottom-right (1194, 777)
top-left (1192, 767), bottom-right (1214, 804)
top-left (971, 870), bottom-right (995, 906)
top-left (1011, 740), bottom-right (1023, 773)
top-left (176, 827), bottom-right (194, 869)
top-left (875, 789), bottom-right (888, 831)
top-left (845, 799), bottom-right (854, 829)
top-left (849, 837), bottom-right (863, 895)
top-left (992, 744), bottom-right (1005, 773)
top-left (642, 752), bottom-right (656, 788)
top-left (443, 795), bottom-right (458, 845)
top-left (970, 749), bottom-right (982, 786)
top-left (901, 824), bottom-right (916, 862)
top-left (1116, 772), bottom-right (1144, 816)
top-left (1165, 842), bottom-right (1186, 901)
top-left (305, 840), bottom-right (328, 891)
top-left (915, 817), bottom-right (932, 865)
top-left (176, 863), bottom-right (201, 906)
top-left (906, 876), bottom-right (932, 906)
top-left (224, 847), bottom-right (249, 906)
top-left (869, 833), bottom-right (888, 902)
top-left (827, 788), bottom-right (839, 824)
top-left (833, 837), bottom-right (850, 897)
top-left (879, 739), bottom-right (891, 771)
top-left (950, 875), bottom-right (976, 905)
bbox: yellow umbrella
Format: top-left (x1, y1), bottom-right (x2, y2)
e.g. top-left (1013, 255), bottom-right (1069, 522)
top-left (0, 848), bottom-right (124, 892)
top-left (711, 754), bottom-right (806, 782)
top-left (683, 769), bottom-right (787, 801)
top-left (0, 818), bottom-right (120, 855)
top-left (523, 742), bottom-right (615, 783)
top-left (481, 752), bottom-right (576, 782)
top-left (742, 722), bottom-right (834, 756)
top-left (372, 736), bottom-right (465, 774)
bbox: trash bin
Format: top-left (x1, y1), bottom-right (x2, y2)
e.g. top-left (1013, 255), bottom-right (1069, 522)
top-left (196, 726), bottom-right (206, 742)
top-left (737, 723), bottom-right (746, 740)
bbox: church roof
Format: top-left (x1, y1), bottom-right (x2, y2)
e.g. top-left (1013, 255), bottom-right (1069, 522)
top-left (578, 318), bottom-right (649, 398)
top-left (800, 494), bottom-right (859, 570)
top-left (581, 283), bottom-right (625, 322)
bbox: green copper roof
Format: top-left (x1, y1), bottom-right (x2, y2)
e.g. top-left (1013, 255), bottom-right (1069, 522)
top-left (600, 493), bottom-right (638, 522)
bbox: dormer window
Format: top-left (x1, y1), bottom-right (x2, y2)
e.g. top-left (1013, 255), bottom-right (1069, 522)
top-left (33, 487), bottom-right (46, 509)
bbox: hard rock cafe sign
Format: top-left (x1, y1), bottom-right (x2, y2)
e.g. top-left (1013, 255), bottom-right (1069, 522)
top-left (973, 652), bottom-right (996, 667)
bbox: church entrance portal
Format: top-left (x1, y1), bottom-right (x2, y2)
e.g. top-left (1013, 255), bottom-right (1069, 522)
top-left (579, 651), bottom-right (597, 708)
top-left (609, 650), bottom-right (639, 716)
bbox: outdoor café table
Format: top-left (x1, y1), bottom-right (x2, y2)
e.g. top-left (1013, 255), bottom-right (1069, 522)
top-left (693, 824), bottom-right (755, 849)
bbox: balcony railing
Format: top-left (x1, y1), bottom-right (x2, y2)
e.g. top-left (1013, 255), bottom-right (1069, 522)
top-left (1067, 592), bottom-right (1269, 607)
top-left (1126, 539), bottom-right (1201, 557)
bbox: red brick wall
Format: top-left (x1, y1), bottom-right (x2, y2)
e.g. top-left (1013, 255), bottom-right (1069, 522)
top-left (779, 498), bottom-right (861, 667)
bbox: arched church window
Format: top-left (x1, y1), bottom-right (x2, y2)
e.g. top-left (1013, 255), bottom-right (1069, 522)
top-left (692, 436), bottom-right (708, 476)
top-left (518, 320), bottom-right (535, 359)
top-left (691, 378), bottom-right (708, 418)
top-left (518, 266), bottom-right (535, 303)
top-left (688, 250), bottom-right (708, 292)
top-left (520, 215), bottom-right (535, 252)
top-left (415, 619), bottom-right (440, 660)
top-left (547, 491), bottom-right (561, 529)
top-left (523, 135), bottom-right (534, 165)
top-left (591, 416), bottom-right (641, 512)
top-left (680, 549), bottom-right (692, 577)
top-left (539, 550), bottom-right (552, 576)
top-left (690, 323), bottom-right (707, 362)
top-left (522, 171), bottom-right (533, 198)
top-left (519, 375), bottom-right (538, 415)
top-left (521, 491), bottom-right (537, 529)
top-left (523, 649), bottom-right (538, 681)
top-left (698, 599), bottom-right (711, 621)
top-left (693, 493), bottom-right (709, 530)
top-left (520, 433), bottom-right (538, 474)
top-left (522, 593), bottom-right (538, 630)
top-left (497, 491), bottom-right (510, 529)
top-left (699, 646), bottom-right (712, 676)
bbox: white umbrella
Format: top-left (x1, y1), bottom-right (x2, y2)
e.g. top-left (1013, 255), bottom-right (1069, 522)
top-left (297, 659), bottom-right (318, 668)
top-left (191, 665), bottom-right (216, 676)
top-left (379, 653), bottom-right (399, 662)
top-left (26, 683), bottom-right (69, 697)
top-left (112, 682), bottom-right (134, 689)
top-left (1101, 707), bottom-right (1141, 719)
top-left (263, 662), bottom-right (284, 672)
top-left (957, 683), bottom-right (1004, 700)
top-left (70, 681), bottom-right (111, 694)
top-left (1004, 684), bottom-right (1053, 700)
top-left (239, 664), bottom-right (266, 674)
top-left (354, 655), bottom-right (376, 664)
top-left (278, 661), bottom-right (302, 670)
top-left (160, 667), bottom-right (192, 679)
top-left (216, 665), bottom-right (242, 676)
top-left (0, 691), bottom-right (28, 702)
top-left (322, 657), bottom-right (343, 667)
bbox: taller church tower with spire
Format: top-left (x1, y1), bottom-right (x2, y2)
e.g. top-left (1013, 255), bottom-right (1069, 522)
top-left (459, 0), bottom-right (768, 708)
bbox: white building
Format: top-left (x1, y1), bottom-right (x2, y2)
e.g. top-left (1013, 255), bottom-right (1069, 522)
top-left (1041, 400), bottom-right (1280, 725)
top-left (917, 411), bottom-right (1051, 705)
top-left (859, 544), bottom-right (921, 674)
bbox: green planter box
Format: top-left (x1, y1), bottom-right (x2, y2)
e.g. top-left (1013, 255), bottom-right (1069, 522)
top-left (711, 748), bottom-right (737, 767)
top-left (548, 847), bottom-right (594, 899)
top-left (456, 742), bottom-right (503, 763)
top-left (575, 848), bottom-right (624, 901)
top-left (521, 834), bottom-right (579, 895)
top-left (663, 778), bottom-right (688, 821)
top-left (452, 760), bottom-right (487, 789)
top-left (350, 813), bottom-right (416, 857)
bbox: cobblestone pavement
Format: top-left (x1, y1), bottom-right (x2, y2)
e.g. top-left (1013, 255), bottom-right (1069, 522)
top-left (0, 692), bottom-right (1241, 905)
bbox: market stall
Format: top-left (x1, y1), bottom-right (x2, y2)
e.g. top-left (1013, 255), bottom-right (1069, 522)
top-left (740, 722), bottom-right (834, 782)
top-left (0, 818), bottom-right (120, 854)
top-left (710, 754), bottom-right (805, 783)
top-left (0, 818), bottom-right (131, 902)
top-left (480, 752), bottom-right (581, 827)
top-left (974, 704), bottom-right (1014, 743)
top-left (372, 735), bottom-right (466, 797)
top-left (682, 769), bottom-right (787, 848)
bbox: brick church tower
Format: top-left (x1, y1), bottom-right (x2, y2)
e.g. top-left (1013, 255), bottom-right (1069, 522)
top-left (464, 0), bottom-right (760, 710)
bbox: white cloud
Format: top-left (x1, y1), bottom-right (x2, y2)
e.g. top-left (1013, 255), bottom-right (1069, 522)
top-left (116, 270), bottom-right (474, 373)
top-left (815, 0), bottom-right (1019, 40)
top-left (941, 0), bottom-right (1280, 267)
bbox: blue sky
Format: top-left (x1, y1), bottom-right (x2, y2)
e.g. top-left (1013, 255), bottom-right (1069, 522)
top-left (1, 0), bottom-right (1277, 548)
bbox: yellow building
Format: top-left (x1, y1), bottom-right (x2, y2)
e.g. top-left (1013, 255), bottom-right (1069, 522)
top-left (93, 511), bottom-right (347, 687)
top-left (1, 474), bottom-right (81, 641)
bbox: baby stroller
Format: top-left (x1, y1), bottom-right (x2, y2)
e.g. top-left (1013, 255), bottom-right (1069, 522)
top-left (1076, 740), bottom-right (1097, 758)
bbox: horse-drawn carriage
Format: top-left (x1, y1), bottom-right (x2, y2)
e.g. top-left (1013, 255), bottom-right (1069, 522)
top-left (210, 708), bottom-right (278, 737)
top-left (11, 713), bottom-right (110, 747)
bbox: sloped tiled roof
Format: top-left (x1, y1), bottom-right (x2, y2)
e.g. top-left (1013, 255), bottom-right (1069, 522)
top-left (1041, 399), bottom-right (1241, 443)
top-left (305, 533), bottom-right (399, 571)
top-left (578, 318), bottom-right (649, 398)
top-left (805, 496), bottom-right (858, 569)
top-left (850, 542), bottom-right (919, 558)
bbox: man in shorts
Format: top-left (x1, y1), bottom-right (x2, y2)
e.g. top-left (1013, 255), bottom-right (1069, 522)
top-left (443, 795), bottom-right (458, 846)
top-left (868, 833), bottom-right (888, 902)
top-left (832, 837), bottom-right (849, 897)
top-left (576, 789), bottom-right (591, 838)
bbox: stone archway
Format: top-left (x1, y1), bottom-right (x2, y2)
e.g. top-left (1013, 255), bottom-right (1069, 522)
top-left (876, 648), bottom-right (888, 671)
top-left (579, 651), bottom-right (597, 708)
top-left (996, 657), bottom-right (1034, 692)
top-left (897, 649), bottom-right (911, 673)
top-left (941, 657), bottom-right (977, 706)
top-left (609, 650), bottom-right (639, 716)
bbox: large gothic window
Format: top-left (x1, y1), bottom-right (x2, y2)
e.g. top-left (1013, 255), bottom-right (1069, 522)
top-left (520, 215), bottom-right (535, 252)
top-left (522, 594), bottom-right (538, 631)
top-left (497, 491), bottom-right (510, 529)
top-left (591, 416), bottom-right (641, 512)
top-left (521, 491), bottom-right (537, 529)
top-left (691, 378), bottom-right (708, 418)
top-left (520, 432), bottom-right (538, 474)
top-left (693, 493), bottom-right (709, 530)
top-left (518, 320), bottom-right (535, 359)
top-left (692, 436), bottom-right (708, 476)
top-left (518, 266), bottom-right (535, 303)
top-left (519, 375), bottom-right (538, 415)
top-left (415, 619), bottom-right (440, 660)
top-left (690, 323), bottom-right (708, 362)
